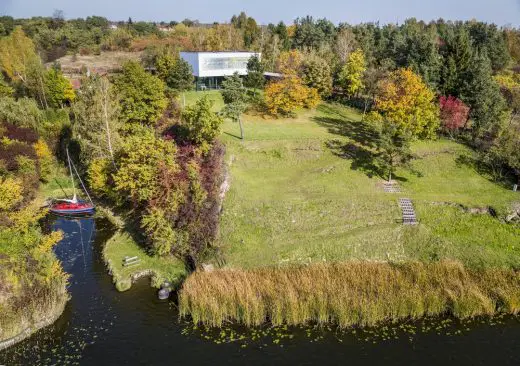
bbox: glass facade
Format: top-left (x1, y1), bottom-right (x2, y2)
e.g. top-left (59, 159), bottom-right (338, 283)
top-left (201, 56), bottom-right (250, 72)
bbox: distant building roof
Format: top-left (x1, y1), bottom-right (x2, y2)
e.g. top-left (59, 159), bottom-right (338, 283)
top-left (180, 51), bottom-right (260, 78)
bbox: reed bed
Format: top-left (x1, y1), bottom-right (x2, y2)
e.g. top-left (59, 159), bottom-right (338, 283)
top-left (179, 261), bottom-right (520, 328)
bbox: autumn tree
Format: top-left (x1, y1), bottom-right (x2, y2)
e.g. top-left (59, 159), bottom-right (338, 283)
top-left (302, 56), bottom-right (333, 98)
top-left (375, 68), bottom-right (440, 138)
top-left (495, 71), bottom-right (520, 124)
top-left (266, 50), bottom-right (320, 117)
top-left (0, 27), bottom-right (39, 85)
top-left (114, 60), bottom-right (167, 125)
top-left (113, 128), bottom-right (178, 203)
top-left (335, 27), bottom-right (357, 63)
top-left (339, 49), bottom-right (366, 97)
top-left (73, 75), bottom-right (121, 165)
top-left (277, 50), bottom-right (304, 75)
top-left (439, 96), bottom-right (470, 137)
top-left (265, 74), bottom-right (320, 117)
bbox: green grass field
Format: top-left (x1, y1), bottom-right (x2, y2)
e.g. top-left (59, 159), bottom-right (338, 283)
top-left (181, 92), bottom-right (520, 270)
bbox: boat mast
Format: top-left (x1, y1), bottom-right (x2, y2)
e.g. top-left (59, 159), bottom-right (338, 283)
top-left (70, 157), bottom-right (94, 205)
top-left (66, 148), bottom-right (77, 201)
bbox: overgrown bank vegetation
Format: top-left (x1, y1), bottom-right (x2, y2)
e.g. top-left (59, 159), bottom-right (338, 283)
top-left (179, 261), bottom-right (520, 328)
top-left (0, 122), bottom-right (68, 343)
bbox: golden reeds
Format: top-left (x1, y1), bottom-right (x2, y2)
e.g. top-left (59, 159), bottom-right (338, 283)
top-left (179, 261), bottom-right (520, 328)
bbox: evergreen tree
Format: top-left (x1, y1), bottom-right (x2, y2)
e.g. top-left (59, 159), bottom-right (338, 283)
top-left (221, 73), bottom-right (248, 139)
top-left (459, 52), bottom-right (506, 142)
top-left (245, 55), bottom-right (264, 93)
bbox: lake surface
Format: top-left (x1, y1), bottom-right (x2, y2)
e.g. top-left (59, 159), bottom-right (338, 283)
top-left (2, 216), bottom-right (520, 365)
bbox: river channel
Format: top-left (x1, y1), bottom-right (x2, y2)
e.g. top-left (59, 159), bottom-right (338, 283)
top-left (1, 216), bottom-right (520, 365)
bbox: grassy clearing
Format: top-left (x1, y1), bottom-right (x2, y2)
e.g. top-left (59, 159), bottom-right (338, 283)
top-left (103, 231), bottom-right (186, 291)
top-left (52, 51), bottom-right (142, 74)
top-left (178, 92), bottom-right (520, 327)
top-left (179, 260), bottom-right (520, 328)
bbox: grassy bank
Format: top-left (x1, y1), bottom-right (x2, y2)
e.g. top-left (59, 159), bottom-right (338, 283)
top-left (103, 231), bottom-right (187, 291)
top-left (179, 260), bottom-right (520, 328)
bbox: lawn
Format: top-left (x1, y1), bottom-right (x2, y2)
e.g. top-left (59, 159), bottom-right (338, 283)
top-left (103, 231), bottom-right (186, 291)
top-left (182, 92), bottom-right (520, 270)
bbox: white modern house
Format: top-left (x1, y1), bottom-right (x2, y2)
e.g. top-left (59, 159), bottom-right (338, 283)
top-left (180, 51), bottom-right (260, 90)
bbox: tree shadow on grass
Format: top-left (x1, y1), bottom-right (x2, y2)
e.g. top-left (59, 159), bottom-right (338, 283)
top-left (314, 110), bottom-right (414, 182)
top-left (456, 153), bottom-right (517, 190)
top-left (314, 109), bottom-right (387, 179)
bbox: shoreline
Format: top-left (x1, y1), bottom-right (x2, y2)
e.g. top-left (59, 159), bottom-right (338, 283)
top-left (102, 229), bottom-right (186, 292)
top-left (179, 260), bottom-right (520, 328)
top-left (0, 292), bottom-right (68, 351)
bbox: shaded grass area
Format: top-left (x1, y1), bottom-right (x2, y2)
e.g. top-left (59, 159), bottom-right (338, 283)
top-left (179, 261), bottom-right (520, 328)
top-left (103, 231), bottom-right (186, 291)
top-left (211, 100), bottom-right (520, 269)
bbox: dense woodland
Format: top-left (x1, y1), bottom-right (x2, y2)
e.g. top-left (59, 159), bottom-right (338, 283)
top-left (1, 11), bottom-right (520, 271)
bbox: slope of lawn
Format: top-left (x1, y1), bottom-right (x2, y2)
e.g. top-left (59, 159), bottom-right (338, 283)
top-left (182, 92), bottom-right (520, 270)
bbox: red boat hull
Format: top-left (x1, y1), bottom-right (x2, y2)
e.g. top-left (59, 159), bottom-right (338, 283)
top-left (49, 201), bottom-right (95, 216)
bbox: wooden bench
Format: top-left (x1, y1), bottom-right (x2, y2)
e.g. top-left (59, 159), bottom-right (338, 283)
top-left (122, 256), bottom-right (141, 267)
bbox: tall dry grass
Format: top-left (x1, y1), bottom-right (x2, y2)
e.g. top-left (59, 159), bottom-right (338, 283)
top-left (179, 261), bottom-right (520, 328)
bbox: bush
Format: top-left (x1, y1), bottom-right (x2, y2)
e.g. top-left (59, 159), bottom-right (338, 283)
top-left (181, 96), bottom-right (223, 151)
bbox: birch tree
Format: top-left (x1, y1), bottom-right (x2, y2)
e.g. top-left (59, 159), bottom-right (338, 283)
top-left (73, 76), bottom-right (121, 165)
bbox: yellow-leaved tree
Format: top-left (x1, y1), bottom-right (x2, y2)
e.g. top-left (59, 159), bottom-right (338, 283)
top-left (0, 26), bottom-right (39, 84)
top-left (375, 68), bottom-right (440, 138)
top-left (265, 50), bottom-right (320, 117)
top-left (339, 49), bottom-right (366, 98)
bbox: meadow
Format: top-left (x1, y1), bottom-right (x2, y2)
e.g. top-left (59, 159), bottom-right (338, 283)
top-left (182, 91), bottom-right (520, 270)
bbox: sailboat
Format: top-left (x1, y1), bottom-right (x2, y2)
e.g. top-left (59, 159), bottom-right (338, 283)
top-left (49, 149), bottom-right (95, 216)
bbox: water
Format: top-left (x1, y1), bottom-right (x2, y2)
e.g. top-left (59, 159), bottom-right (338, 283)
top-left (2, 216), bottom-right (520, 365)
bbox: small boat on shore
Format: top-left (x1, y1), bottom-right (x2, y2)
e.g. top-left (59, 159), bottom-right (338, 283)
top-left (49, 149), bottom-right (95, 216)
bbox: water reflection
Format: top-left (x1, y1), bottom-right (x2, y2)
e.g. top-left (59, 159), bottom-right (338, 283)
top-left (2, 217), bottom-right (520, 365)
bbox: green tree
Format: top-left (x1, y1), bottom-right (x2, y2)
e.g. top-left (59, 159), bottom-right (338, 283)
top-left (220, 72), bottom-right (247, 104)
top-left (439, 26), bottom-right (472, 96)
top-left (371, 118), bottom-right (414, 182)
top-left (220, 73), bottom-right (248, 140)
top-left (44, 66), bottom-right (75, 108)
top-left (156, 54), bottom-right (194, 91)
top-left (113, 128), bottom-right (178, 203)
top-left (245, 55), bottom-right (264, 93)
top-left (181, 96), bottom-right (223, 150)
top-left (459, 52), bottom-right (506, 142)
top-left (73, 76), bottom-right (121, 165)
top-left (302, 56), bottom-right (333, 98)
top-left (114, 61), bottom-right (167, 125)
top-left (0, 73), bottom-right (14, 97)
top-left (339, 49), bottom-right (366, 97)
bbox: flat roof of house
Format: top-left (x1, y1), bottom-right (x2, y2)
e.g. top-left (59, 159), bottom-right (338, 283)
top-left (180, 51), bottom-right (259, 54)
